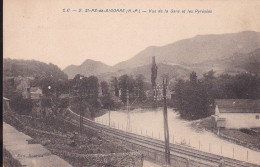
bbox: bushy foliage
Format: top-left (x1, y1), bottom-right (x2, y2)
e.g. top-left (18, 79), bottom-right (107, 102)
top-left (3, 58), bottom-right (68, 80)
top-left (70, 75), bottom-right (101, 118)
top-left (9, 94), bottom-right (33, 115)
top-left (118, 74), bottom-right (146, 103)
top-left (174, 76), bottom-right (210, 120)
top-left (173, 71), bottom-right (259, 120)
top-left (110, 77), bottom-right (119, 97)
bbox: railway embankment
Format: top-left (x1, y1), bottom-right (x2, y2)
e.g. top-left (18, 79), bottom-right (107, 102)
top-left (3, 109), bottom-right (143, 167)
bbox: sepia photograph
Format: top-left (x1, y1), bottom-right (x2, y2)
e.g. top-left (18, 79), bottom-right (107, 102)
top-left (3, 0), bottom-right (260, 166)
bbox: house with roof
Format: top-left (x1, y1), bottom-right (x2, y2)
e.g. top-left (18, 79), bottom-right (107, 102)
top-left (30, 87), bottom-right (43, 100)
top-left (16, 77), bottom-right (30, 93)
top-left (22, 86), bottom-right (43, 100)
top-left (213, 99), bottom-right (260, 129)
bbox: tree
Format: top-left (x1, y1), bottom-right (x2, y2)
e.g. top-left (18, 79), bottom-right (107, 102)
top-left (111, 77), bottom-right (119, 97)
top-left (41, 96), bottom-right (52, 116)
top-left (201, 70), bottom-right (217, 105)
top-left (174, 72), bottom-right (210, 120)
top-left (151, 56), bottom-right (158, 105)
top-left (190, 71), bottom-right (197, 86)
top-left (101, 94), bottom-right (114, 109)
top-left (100, 80), bottom-right (115, 109)
top-left (100, 81), bottom-right (109, 96)
top-left (118, 75), bottom-right (135, 103)
top-left (40, 77), bottom-right (55, 96)
top-left (87, 76), bottom-right (99, 100)
top-left (135, 74), bottom-right (146, 101)
top-left (119, 75), bottom-right (129, 103)
top-left (9, 94), bottom-right (33, 115)
top-left (232, 73), bottom-right (259, 99)
top-left (151, 56), bottom-right (158, 88)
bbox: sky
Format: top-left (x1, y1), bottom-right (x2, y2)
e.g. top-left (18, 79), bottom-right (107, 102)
top-left (3, 0), bottom-right (260, 69)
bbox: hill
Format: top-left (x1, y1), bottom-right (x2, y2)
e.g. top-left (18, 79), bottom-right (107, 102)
top-left (63, 31), bottom-right (260, 80)
top-left (114, 31), bottom-right (260, 70)
top-left (63, 59), bottom-right (114, 79)
top-left (3, 58), bottom-right (68, 80)
top-left (97, 63), bottom-right (199, 83)
top-left (191, 48), bottom-right (260, 75)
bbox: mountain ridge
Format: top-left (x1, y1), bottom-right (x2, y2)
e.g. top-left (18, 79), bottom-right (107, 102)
top-left (113, 31), bottom-right (260, 69)
top-left (63, 31), bottom-right (260, 79)
top-left (63, 59), bottom-right (114, 79)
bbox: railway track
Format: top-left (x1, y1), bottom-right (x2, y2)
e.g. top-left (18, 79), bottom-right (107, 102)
top-left (65, 108), bottom-right (260, 167)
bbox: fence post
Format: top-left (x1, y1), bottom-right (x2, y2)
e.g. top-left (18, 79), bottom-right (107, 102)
top-left (233, 147), bottom-right (235, 158)
top-left (199, 141), bottom-right (200, 150)
top-left (247, 150), bottom-right (248, 161)
top-left (159, 132), bottom-right (160, 139)
top-left (209, 143), bottom-right (210, 152)
top-left (221, 145), bottom-right (222, 155)
top-left (152, 131), bottom-right (153, 138)
top-left (173, 135), bottom-right (174, 144)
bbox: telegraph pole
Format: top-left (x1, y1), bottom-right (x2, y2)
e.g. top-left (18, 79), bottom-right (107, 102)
top-left (163, 76), bottom-right (171, 165)
top-left (151, 56), bottom-right (158, 108)
top-left (79, 89), bottom-right (83, 134)
top-left (126, 89), bottom-right (130, 131)
top-left (79, 76), bottom-right (83, 134)
top-left (109, 106), bottom-right (111, 127)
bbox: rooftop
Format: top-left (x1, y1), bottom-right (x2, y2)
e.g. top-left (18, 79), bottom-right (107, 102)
top-left (215, 99), bottom-right (260, 113)
top-left (30, 87), bottom-right (42, 92)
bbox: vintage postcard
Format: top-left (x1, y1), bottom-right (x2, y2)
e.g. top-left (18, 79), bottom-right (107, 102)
top-left (3, 0), bottom-right (260, 166)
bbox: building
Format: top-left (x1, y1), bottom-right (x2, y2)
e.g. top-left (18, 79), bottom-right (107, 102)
top-left (213, 99), bottom-right (260, 129)
top-left (16, 77), bottom-right (30, 94)
top-left (3, 97), bottom-right (11, 111)
top-left (30, 87), bottom-right (43, 100)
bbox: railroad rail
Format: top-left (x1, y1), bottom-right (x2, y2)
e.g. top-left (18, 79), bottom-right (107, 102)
top-left (65, 108), bottom-right (260, 167)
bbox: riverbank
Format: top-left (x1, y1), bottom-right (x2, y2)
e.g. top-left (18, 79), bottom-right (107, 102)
top-left (191, 117), bottom-right (260, 152)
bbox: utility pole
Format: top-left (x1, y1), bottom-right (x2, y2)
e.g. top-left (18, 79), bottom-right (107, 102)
top-left (69, 88), bottom-right (70, 107)
top-left (163, 76), bottom-right (171, 165)
top-left (79, 76), bottom-right (83, 134)
top-left (109, 106), bottom-right (111, 127)
top-left (151, 56), bottom-right (158, 108)
top-left (79, 89), bottom-right (83, 134)
top-left (126, 89), bottom-right (130, 131)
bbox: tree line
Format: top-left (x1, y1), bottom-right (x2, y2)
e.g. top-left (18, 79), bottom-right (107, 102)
top-left (4, 70), bottom-right (149, 118)
top-left (173, 70), bottom-right (259, 120)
